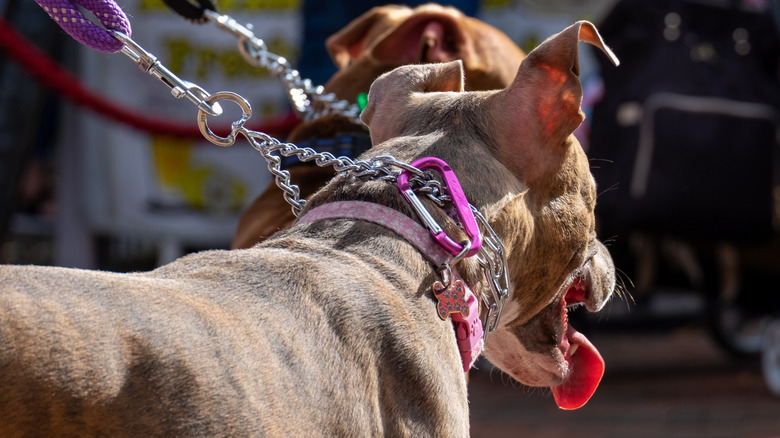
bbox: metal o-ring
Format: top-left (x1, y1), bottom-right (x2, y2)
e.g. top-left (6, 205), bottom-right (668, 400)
top-left (197, 92), bottom-right (252, 147)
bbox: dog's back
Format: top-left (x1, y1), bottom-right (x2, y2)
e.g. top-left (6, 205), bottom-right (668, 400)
top-left (0, 221), bottom-right (469, 436)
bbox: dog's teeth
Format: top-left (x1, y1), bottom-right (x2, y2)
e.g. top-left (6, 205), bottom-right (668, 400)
top-left (569, 343), bottom-right (579, 356)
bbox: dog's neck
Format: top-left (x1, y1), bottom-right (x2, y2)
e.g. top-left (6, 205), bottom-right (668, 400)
top-left (303, 149), bottom-right (485, 280)
top-left (304, 165), bottom-right (487, 300)
top-left (298, 201), bottom-right (454, 269)
top-left (297, 199), bottom-right (485, 371)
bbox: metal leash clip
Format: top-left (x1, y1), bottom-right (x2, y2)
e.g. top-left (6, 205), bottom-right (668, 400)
top-left (110, 30), bottom-right (222, 117)
top-left (201, 10), bottom-right (269, 70)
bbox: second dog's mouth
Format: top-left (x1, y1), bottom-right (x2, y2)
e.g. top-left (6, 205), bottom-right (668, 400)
top-left (551, 277), bottom-right (605, 410)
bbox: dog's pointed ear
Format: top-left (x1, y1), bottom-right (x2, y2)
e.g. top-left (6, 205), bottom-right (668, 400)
top-left (361, 61), bottom-right (464, 144)
top-left (326, 5), bottom-right (412, 69)
top-left (493, 21), bottom-right (618, 185)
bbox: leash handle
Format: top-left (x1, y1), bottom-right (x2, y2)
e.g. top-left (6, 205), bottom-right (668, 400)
top-left (34, 0), bottom-right (130, 53)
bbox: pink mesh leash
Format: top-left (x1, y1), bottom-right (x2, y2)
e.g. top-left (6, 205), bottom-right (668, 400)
top-left (34, 0), bottom-right (130, 53)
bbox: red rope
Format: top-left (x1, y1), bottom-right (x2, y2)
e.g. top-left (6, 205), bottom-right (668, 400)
top-left (0, 16), bottom-right (299, 139)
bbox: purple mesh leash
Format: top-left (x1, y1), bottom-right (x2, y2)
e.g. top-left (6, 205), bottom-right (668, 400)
top-left (34, 0), bottom-right (130, 53)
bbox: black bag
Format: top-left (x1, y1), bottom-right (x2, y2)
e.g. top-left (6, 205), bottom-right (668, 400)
top-left (588, 0), bottom-right (780, 242)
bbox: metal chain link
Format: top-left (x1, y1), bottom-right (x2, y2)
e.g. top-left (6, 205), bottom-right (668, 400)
top-left (202, 10), bottom-right (362, 125)
top-left (470, 207), bottom-right (510, 334)
top-left (241, 126), bottom-right (448, 217)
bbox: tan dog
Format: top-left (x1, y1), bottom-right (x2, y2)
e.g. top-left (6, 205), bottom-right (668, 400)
top-left (0, 21), bottom-right (616, 436)
top-left (231, 3), bottom-right (525, 249)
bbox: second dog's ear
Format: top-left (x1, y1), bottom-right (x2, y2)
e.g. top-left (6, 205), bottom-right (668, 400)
top-left (326, 5), bottom-right (412, 69)
top-left (361, 61), bottom-right (464, 144)
top-left (370, 9), bottom-right (469, 66)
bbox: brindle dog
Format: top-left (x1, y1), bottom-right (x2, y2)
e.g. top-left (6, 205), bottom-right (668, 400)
top-left (0, 21), bottom-right (616, 437)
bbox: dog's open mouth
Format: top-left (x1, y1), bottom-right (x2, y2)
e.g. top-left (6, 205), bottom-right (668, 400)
top-left (551, 277), bottom-right (605, 410)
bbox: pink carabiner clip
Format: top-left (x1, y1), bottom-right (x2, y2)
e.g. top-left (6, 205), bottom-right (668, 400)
top-left (397, 157), bottom-right (482, 258)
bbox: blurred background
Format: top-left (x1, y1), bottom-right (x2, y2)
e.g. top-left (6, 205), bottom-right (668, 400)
top-left (1, 0), bottom-right (779, 436)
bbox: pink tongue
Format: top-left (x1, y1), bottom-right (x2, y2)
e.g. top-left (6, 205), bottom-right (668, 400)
top-left (550, 324), bottom-right (605, 410)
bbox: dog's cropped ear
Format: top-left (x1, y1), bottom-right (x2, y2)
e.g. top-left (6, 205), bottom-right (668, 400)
top-left (492, 21), bottom-right (618, 185)
top-left (361, 61), bottom-right (465, 144)
top-left (326, 5), bottom-right (413, 69)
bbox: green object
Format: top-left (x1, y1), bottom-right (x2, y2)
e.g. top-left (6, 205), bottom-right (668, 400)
top-left (357, 92), bottom-right (368, 112)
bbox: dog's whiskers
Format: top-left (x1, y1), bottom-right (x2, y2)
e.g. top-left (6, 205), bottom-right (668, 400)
top-left (600, 235), bottom-right (619, 247)
top-left (486, 366), bottom-right (513, 387)
top-left (588, 157), bottom-right (614, 171)
top-left (522, 385), bottom-right (550, 400)
top-left (608, 268), bottom-right (635, 315)
top-left (597, 182), bottom-right (620, 199)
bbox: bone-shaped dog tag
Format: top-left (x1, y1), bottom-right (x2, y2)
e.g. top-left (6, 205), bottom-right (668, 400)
top-left (432, 279), bottom-right (470, 320)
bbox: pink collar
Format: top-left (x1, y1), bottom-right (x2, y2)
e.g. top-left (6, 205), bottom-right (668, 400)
top-left (297, 200), bottom-right (483, 371)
